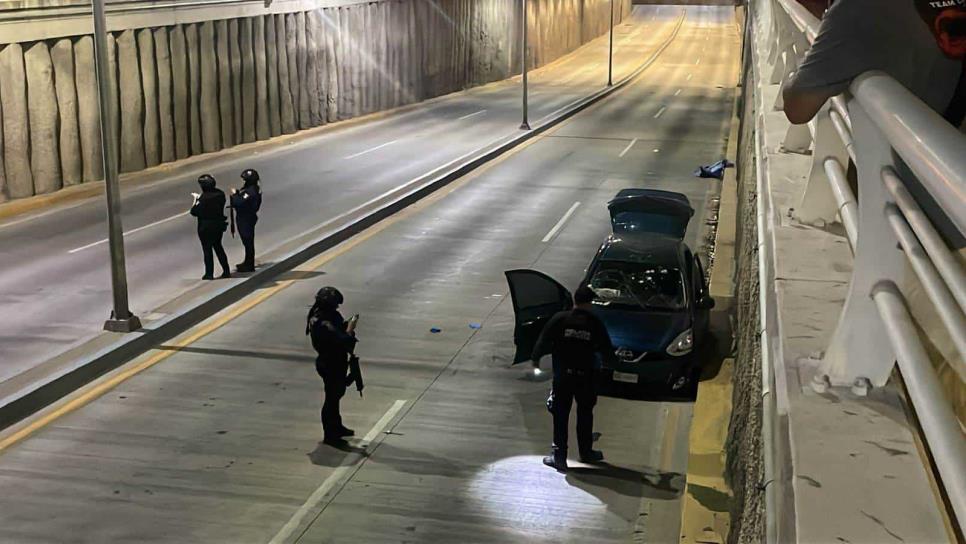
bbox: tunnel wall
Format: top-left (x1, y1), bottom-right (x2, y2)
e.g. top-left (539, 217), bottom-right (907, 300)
top-left (0, 0), bottom-right (631, 202)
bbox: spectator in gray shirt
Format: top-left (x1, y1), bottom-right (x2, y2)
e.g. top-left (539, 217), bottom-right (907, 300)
top-left (783, 0), bottom-right (963, 125)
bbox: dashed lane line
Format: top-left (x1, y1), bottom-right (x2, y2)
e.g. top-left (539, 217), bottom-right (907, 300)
top-left (269, 400), bottom-right (408, 544)
top-left (542, 202), bottom-right (581, 243)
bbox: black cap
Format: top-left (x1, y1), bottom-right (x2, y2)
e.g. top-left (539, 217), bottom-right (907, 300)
top-left (315, 286), bottom-right (344, 310)
top-left (241, 169), bottom-right (260, 185)
top-left (198, 174), bottom-right (216, 189)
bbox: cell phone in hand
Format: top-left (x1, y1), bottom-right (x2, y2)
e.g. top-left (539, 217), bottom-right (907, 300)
top-left (347, 314), bottom-right (359, 333)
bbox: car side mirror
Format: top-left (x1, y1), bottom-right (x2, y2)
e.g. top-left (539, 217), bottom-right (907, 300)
top-left (697, 296), bottom-right (715, 310)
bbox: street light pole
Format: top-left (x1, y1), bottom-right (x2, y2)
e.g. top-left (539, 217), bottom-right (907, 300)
top-left (607, 0), bottom-right (614, 86)
top-left (93, 0), bottom-right (141, 333)
top-left (520, 0), bottom-right (531, 130)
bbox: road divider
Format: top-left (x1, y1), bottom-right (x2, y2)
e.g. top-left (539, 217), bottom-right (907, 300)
top-left (0, 9), bottom-right (687, 433)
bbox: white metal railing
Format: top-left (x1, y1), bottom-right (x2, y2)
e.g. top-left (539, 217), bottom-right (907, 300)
top-left (761, 0), bottom-right (966, 536)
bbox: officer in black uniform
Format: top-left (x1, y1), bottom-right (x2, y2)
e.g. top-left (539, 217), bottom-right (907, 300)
top-left (190, 174), bottom-right (231, 280)
top-left (306, 286), bottom-right (358, 447)
top-left (531, 285), bottom-right (616, 471)
top-left (230, 169), bottom-right (262, 273)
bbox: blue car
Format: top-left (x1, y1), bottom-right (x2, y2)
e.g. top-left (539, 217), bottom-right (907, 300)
top-left (505, 189), bottom-right (714, 390)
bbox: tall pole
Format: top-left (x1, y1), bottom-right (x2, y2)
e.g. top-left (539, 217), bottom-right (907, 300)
top-left (93, 0), bottom-right (141, 333)
top-left (520, 0), bottom-right (531, 130)
top-left (607, 0), bottom-right (614, 86)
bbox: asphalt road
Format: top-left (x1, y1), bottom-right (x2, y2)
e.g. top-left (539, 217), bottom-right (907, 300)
top-left (0, 6), bottom-right (681, 384)
top-left (0, 5), bottom-right (738, 543)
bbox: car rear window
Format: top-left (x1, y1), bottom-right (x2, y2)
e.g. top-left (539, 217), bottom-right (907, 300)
top-left (589, 260), bottom-right (685, 311)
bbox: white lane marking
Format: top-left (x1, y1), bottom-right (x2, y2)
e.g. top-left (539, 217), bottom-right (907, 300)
top-left (344, 139), bottom-right (399, 159)
top-left (618, 138), bottom-right (638, 158)
top-left (686, 73), bottom-right (693, 81)
top-left (268, 400), bottom-right (407, 544)
top-left (542, 202), bottom-right (581, 243)
top-left (674, 88), bottom-right (682, 96)
top-left (68, 211), bottom-right (188, 254)
top-left (653, 106), bottom-right (667, 119)
top-left (458, 109), bottom-right (487, 121)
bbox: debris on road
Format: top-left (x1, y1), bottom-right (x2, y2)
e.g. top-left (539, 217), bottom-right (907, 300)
top-left (694, 159), bottom-right (734, 179)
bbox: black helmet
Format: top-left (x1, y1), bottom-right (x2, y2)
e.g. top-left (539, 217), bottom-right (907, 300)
top-left (315, 286), bottom-right (344, 310)
top-left (241, 169), bottom-right (260, 185)
top-left (198, 174), bottom-right (216, 190)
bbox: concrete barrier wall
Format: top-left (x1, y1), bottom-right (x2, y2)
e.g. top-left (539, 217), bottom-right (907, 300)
top-left (725, 14), bottom-right (765, 543)
top-left (0, 0), bottom-right (631, 201)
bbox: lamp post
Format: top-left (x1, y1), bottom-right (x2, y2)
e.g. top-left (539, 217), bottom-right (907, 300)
top-left (520, 0), bottom-right (531, 130)
top-left (607, 0), bottom-right (614, 86)
top-left (93, 0), bottom-right (141, 333)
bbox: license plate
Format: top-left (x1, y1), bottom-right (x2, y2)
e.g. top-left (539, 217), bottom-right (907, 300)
top-left (613, 371), bottom-right (638, 384)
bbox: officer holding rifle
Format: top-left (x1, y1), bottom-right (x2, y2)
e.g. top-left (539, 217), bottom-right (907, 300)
top-left (306, 287), bottom-right (363, 447)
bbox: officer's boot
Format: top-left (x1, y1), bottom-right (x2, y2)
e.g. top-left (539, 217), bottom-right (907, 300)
top-left (579, 449), bottom-right (604, 463)
top-left (542, 447), bottom-right (568, 472)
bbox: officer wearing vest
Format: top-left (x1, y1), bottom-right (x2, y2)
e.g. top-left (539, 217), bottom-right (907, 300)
top-left (190, 174), bottom-right (231, 280)
top-left (532, 285), bottom-right (616, 471)
top-left (230, 169), bottom-right (262, 273)
top-left (306, 286), bottom-right (358, 447)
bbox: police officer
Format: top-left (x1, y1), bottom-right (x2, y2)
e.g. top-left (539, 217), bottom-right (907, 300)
top-left (190, 174), bottom-right (231, 280)
top-left (230, 169), bottom-right (262, 273)
top-left (531, 285), bottom-right (616, 471)
top-left (306, 286), bottom-right (358, 447)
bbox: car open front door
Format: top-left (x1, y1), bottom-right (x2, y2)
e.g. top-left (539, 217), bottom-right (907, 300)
top-left (504, 269), bottom-right (573, 364)
top-left (607, 188), bottom-right (694, 239)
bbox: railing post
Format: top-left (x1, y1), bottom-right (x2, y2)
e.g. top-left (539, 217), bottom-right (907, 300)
top-left (818, 101), bottom-right (907, 389)
top-left (794, 103), bottom-right (850, 225)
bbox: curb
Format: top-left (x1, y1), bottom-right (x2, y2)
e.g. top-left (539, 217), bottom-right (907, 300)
top-left (680, 6), bottom-right (744, 542)
top-left (0, 12), bottom-right (686, 431)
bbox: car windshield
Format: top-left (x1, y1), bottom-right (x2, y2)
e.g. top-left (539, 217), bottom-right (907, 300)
top-left (588, 260), bottom-right (686, 311)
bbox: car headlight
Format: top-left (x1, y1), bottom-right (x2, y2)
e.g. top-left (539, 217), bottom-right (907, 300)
top-left (666, 329), bottom-right (693, 357)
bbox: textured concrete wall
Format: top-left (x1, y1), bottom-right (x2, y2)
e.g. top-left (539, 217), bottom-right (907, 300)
top-left (0, 0), bottom-right (631, 201)
top-left (725, 35), bottom-right (764, 544)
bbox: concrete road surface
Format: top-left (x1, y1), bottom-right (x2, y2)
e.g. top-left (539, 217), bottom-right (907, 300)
top-left (0, 5), bottom-right (738, 543)
top-left (2, 6), bottom-right (680, 384)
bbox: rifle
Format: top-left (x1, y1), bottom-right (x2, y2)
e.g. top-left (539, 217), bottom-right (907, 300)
top-left (228, 191), bottom-right (236, 238)
top-left (345, 315), bottom-right (364, 397)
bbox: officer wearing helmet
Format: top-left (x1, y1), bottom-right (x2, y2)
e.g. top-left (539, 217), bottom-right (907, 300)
top-left (230, 169), bottom-right (262, 273)
top-left (190, 174), bottom-right (231, 280)
top-left (306, 286), bottom-right (358, 446)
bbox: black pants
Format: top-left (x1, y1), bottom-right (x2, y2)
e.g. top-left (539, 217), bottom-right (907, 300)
top-left (240, 233), bottom-right (255, 269)
top-left (199, 230), bottom-right (229, 277)
top-left (551, 372), bottom-right (597, 456)
top-left (317, 359), bottom-right (348, 439)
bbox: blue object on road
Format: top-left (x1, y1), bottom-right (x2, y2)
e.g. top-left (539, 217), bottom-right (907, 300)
top-left (469, 323), bottom-right (482, 329)
top-left (430, 327), bottom-right (442, 333)
top-left (694, 159), bottom-right (734, 179)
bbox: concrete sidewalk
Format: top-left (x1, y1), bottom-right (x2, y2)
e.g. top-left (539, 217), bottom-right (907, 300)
top-left (748, 6), bottom-right (953, 543)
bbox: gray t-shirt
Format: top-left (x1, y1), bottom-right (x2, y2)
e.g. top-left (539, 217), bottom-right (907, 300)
top-left (787, 0), bottom-right (962, 113)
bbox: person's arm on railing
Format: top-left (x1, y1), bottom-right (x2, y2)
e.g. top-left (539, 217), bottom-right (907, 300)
top-left (781, 0), bottom-right (866, 124)
top-left (783, 83), bottom-right (837, 124)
